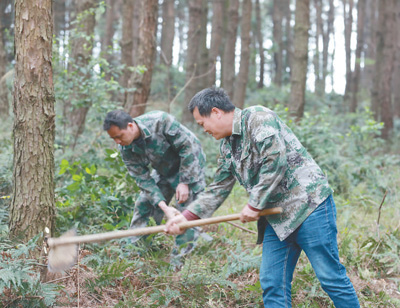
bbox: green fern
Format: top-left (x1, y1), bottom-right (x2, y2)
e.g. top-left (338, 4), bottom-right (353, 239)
top-left (0, 235), bottom-right (59, 307)
top-left (85, 257), bottom-right (134, 293)
top-left (222, 241), bottom-right (261, 278)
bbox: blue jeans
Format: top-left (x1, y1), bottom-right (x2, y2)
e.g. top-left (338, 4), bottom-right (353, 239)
top-left (260, 195), bottom-right (360, 308)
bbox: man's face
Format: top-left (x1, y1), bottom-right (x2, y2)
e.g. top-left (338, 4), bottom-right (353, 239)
top-left (107, 123), bottom-right (139, 146)
top-left (192, 107), bottom-right (231, 140)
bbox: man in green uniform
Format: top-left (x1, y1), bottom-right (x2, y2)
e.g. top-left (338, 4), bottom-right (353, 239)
top-left (103, 109), bottom-right (207, 264)
top-left (162, 87), bottom-right (360, 307)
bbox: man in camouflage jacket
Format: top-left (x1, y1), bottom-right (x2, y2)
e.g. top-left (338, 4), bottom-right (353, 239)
top-left (103, 110), bottom-right (206, 262)
top-left (162, 88), bottom-right (360, 307)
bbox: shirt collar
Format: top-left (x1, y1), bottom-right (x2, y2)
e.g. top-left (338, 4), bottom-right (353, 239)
top-left (133, 118), bottom-right (151, 139)
top-left (231, 108), bottom-right (242, 136)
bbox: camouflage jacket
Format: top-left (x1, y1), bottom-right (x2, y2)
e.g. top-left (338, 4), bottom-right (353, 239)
top-left (119, 111), bottom-right (206, 206)
top-left (187, 106), bottom-right (333, 241)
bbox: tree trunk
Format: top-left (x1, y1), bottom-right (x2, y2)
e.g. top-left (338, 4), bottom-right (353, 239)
top-left (101, 0), bottom-right (117, 54)
top-left (160, 0), bottom-right (175, 66)
top-left (0, 27), bottom-right (9, 117)
top-left (272, 0), bottom-right (283, 87)
top-left (328, 0), bottom-right (335, 91)
top-left (197, 1), bottom-right (209, 90)
top-left (182, 0), bottom-right (204, 123)
top-left (322, 0), bottom-right (334, 93)
top-left (393, 1), bottom-right (400, 117)
top-left (289, 0), bottom-right (310, 119)
top-left (208, 0), bottom-right (224, 86)
top-left (221, 0), bottom-right (239, 99)
top-left (125, 0), bottom-right (158, 117)
top-left (370, 0), bottom-right (382, 120)
top-left (176, 1), bottom-right (187, 67)
top-left (314, 0), bottom-right (324, 95)
top-left (283, 0), bottom-right (292, 80)
top-left (249, 32), bottom-right (258, 87)
top-left (374, 0), bottom-right (395, 139)
top-left (159, 0), bottom-right (175, 104)
top-left (343, 0), bottom-right (354, 104)
top-left (350, 0), bottom-right (366, 112)
top-left (132, 0), bottom-right (140, 66)
top-left (362, 0), bottom-right (377, 91)
top-left (233, 0), bottom-right (252, 108)
top-left (101, 0), bottom-right (119, 81)
top-left (11, 0), bottom-right (56, 241)
top-left (255, 0), bottom-right (265, 88)
top-left (67, 0), bottom-right (96, 147)
top-left (120, 0), bottom-right (134, 90)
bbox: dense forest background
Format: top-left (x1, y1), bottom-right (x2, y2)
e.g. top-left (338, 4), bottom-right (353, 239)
top-left (0, 0), bottom-right (399, 307)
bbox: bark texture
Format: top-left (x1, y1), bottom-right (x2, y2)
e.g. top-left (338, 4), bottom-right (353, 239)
top-left (160, 0), bottom-right (175, 66)
top-left (221, 0), bottom-right (239, 99)
top-left (289, 0), bottom-right (310, 119)
top-left (350, 0), bottom-right (366, 112)
top-left (159, 0), bottom-right (176, 104)
top-left (255, 0), bottom-right (265, 88)
top-left (197, 1), bottom-right (209, 90)
top-left (182, 0), bottom-right (204, 123)
top-left (125, 0), bottom-right (158, 117)
top-left (328, 0), bottom-right (336, 91)
top-left (176, 1), bottom-right (187, 67)
top-left (233, 0), bottom-right (252, 108)
top-left (102, 0), bottom-right (117, 54)
top-left (11, 0), bottom-right (56, 240)
top-left (343, 0), bottom-right (354, 103)
top-left (323, 0), bottom-right (334, 93)
top-left (272, 0), bottom-right (284, 87)
top-left (283, 0), bottom-right (292, 76)
top-left (314, 0), bottom-right (323, 95)
top-left (101, 0), bottom-right (119, 81)
top-left (120, 0), bottom-right (134, 90)
top-left (208, 0), bottom-right (224, 86)
top-left (362, 0), bottom-right (377, 91)
top-left (373, 0), bottom-right (395, 139)
top-left (132, 0), bottom-right (140, 65)
top-left (393, 1), bottom-right (400, 117)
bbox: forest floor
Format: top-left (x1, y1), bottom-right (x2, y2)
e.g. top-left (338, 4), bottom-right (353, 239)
top-left (49, 249), bottom-right (400, 308)
top-left (44, 192), bottom-right (400, 308)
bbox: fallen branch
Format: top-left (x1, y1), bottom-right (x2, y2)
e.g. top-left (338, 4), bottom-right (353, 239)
top-left (376, 190), bottom-right (388, 240)
top-left (226, 222), bottom-right (257, 234)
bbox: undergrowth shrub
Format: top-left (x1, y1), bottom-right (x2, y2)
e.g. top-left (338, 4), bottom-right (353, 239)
top-left (358, 230), bottom-right (400, 279)
top-left (0, 207), bottom-right (59, 307)
top-left (1, 81), bottom-right (399, 307)
top-left (0, 129), bottom-right (12, 201)
top-left (55, 148), bottom-right (139, 235)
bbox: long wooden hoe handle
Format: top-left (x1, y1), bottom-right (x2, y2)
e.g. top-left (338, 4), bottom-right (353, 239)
top-left (47, 207), bottom-right (282, 248)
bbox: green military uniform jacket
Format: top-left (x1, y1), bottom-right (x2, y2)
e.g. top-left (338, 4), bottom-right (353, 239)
top-left (119, 111), bottom-right (206, 207)
top-left (187, 106), bottom-right (333, 242)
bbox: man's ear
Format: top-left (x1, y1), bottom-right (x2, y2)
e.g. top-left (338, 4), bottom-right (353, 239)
top-left (211, 107), bottom-right (223, 118)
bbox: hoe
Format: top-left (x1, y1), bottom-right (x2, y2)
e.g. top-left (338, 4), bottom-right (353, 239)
top-left (46, 207), bottom-right (282, 272)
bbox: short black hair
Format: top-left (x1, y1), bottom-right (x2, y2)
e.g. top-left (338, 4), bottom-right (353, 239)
top-left (103, 110), bottom-right (133, 130)
top-left (188, 87), bottom-right (235, 116)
